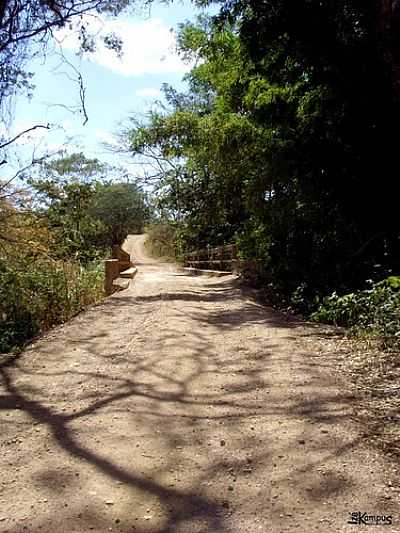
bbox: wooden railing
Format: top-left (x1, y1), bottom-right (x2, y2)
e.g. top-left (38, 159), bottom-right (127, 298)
top-left (184, 244), bottom-right (238, 272)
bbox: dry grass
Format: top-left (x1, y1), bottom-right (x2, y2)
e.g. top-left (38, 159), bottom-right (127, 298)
top-left (322, 334), bottom-right (400, 458)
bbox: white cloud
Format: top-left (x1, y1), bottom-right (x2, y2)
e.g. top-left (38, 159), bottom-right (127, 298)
top-left (61, 119), bottom-right (75, 133)
top-left (95, 128), bottom-right (118, 147)
top-left (45, 141), bottom-right (68, 153)
top-left (135, 87), bottom-right (161, 98)
top-left (10, 121), bottom-right (50, 146)
top-left (55, 16), bottom-right (189, 77)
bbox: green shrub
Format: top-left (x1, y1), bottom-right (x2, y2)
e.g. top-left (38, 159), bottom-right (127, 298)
top-left (145, 223), bottom-right (177, 259)
top-left (0, 258), bottom-right (104, 353)
top-left (311, 276), bottom-right (400, 338)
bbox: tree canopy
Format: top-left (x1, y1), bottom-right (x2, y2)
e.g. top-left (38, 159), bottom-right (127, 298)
top-left (0, 0), bottom-right (129, 109)
top-left (28, 153), bottom-right (150, 261)
top-left (124, 2), bottom-right (400, 310)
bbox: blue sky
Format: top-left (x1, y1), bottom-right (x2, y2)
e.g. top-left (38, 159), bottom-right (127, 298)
top-left (5, 0), bottom-right (212, 177)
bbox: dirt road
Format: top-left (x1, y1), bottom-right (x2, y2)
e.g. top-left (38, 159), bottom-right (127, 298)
top-left (0, 235), bottom-right (399, 532)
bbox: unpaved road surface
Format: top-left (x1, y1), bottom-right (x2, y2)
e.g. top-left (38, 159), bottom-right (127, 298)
top-left (1, 235), bottom-right (399, 532)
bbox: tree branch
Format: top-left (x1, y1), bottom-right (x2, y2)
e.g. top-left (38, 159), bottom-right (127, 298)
top-left (0, 124), bottom-right (50, 151)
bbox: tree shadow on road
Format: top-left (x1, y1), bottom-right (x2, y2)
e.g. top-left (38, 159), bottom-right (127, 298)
top-left (0, 274), bottom-right (378, 532)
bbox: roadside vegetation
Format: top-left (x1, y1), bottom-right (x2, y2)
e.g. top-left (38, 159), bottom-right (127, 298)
top-left (121, 2), bottom-right (399, 345)
top-left (312, 277), bottom-right (400, 342)
top-left (1, 1), bottom-right (398, 348)
top-left (0, 153), bottom-right (150, 353)
top-left (145, 223), bottom-right (179, 261)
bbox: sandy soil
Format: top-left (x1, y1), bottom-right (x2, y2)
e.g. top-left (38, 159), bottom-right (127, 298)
top-left (0, 234), bottom-right (399, 532)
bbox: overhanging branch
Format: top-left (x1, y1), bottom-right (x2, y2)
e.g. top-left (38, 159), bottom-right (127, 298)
top-left (0, 124), bottom-right (50, 151)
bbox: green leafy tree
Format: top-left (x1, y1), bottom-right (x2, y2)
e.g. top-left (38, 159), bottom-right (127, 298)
top-left (216, 0), bottom-right (400, 302)
top-left (123, 6), bottom-right (399, 311)
top-left (90, 182), bottom-right (151, 247)
top-left (30, 153), bottom-right (151, 258)
top-left (125, 18), bottom-right (258, 251)
top-left (29, 154), bottom-right (106, 261)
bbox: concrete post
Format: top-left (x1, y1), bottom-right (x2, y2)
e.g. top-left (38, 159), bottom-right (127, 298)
top-left (105, 259), bottom-right (120, 296)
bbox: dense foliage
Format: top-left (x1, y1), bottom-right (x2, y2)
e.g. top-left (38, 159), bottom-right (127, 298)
top-left (312, 276), bottom-right (400, 339)
top-left (90, 182), bottom-right (151, 248)
top-left (29, 153), bottom-right (150, 260)
top-left (124, 2), bottom-right (399, 322)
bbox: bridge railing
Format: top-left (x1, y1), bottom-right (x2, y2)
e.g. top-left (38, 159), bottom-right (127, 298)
top-left (183, 244), bottom-right (238, 272)
top-left (104, 245), bottom-right (137, 295)
top-left (183, 244), bottom-right (263, 278)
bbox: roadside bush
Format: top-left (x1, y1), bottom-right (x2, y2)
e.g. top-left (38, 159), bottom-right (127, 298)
top-left (0, 258), bottom-right (104, 353)
top-left (145, 223), bottom-right (177, 259)
top-left (311, 276), bottom-right (400, 338)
